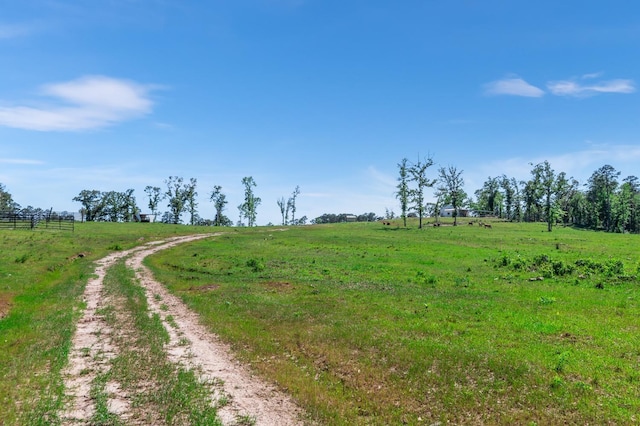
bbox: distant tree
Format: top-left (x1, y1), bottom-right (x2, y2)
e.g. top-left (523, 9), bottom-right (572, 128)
top-left (165, 176), bottom-right (188, 224)
top-left (408, 156), bottom-right (436, 229)
top-left (0, 183), bottom-right (18, 213)
top-left (277, 196), bottom-right (290, 225)
top-left (384, 208), bottom-right (395, 220)
top-left (210, 185), bottom-right (229, 226)
top-left (529, 161), bottom-right (568, 232)
top-left (185, 178), bottom-right (198, 225)
top-left (475, 177), bottom-right (501, 217)
top-left (510, 177), bottom-right (523, 222)
top-left (587, 165), bottom-right (620, 231)
top-left (238, 176), bottom-right (261, 227)
top-left (161, 211), bottom-right (175, 224)
top-left (500, 175), bottom-right (517, 221)
top-left (289, 186), bottom-right (301, 225)
top-left (78, 207), bottom-right (87, 222)
top-left (437, 166), bottom-right (465, 226)
top-left (357, 212), bottom-right (378, 222)
top-left (621, 176), bottom-right (640, 233)
top-left (395, 158), bottom-right (410, 227)
top-left (73, 189), bottom-right (105, 222)
top-left (144, 186), bottom-right (164, 221)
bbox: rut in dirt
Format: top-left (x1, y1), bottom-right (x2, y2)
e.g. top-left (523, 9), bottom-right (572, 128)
top-left (61, 234), bottom-right (304, 425)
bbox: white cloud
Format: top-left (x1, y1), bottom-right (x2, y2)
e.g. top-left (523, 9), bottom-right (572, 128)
top-left (484, 77), bottom-right (545, 98)
top-left (547, 78), bottom-right (635, 97)
top-left (0, 76), bottom-right (155, 131)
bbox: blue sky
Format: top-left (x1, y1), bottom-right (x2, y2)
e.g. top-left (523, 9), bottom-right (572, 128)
top-left (1, 1), bottom-right (639, 224)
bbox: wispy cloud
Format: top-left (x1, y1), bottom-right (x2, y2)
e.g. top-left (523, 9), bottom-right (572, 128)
top-left (485, 73), bottom-right (636, 99)
top-left (484, 77), bottom-right (545, 98)
top-left (0, 76), bottom-right (155, 131)
top-left (0, 158), bottom-right (44, 165)
top-left (0, 23), bottom-right (34, 39)
top-left (547, 77), bottom-right (635, 97)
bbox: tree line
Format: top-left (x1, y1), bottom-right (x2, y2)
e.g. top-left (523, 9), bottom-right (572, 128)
top-left (2, 158), bottom-right (638, 233)
top-left (394, 156), bottom-right (640, 233)
top-left (70, 176), bottom-right (272, 226)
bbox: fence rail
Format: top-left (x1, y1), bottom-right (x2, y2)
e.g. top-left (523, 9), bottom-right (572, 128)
top-left (0, 211), bottom-right (74, 232)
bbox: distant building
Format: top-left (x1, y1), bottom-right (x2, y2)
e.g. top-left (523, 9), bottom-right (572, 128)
top-left (344, 214), bottom-right (357, 222)
top-left (137, 213), bottom-right (155, 223)
top-left (440, 205), bottom-right (470, 218)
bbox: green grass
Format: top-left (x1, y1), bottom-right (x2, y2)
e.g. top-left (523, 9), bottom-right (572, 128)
top-left (2, 219), bottom-right (640, 424)
top-left (145, 219), bottom-right (640, 424)
top-left (0, 222), bottom-right (228, 424)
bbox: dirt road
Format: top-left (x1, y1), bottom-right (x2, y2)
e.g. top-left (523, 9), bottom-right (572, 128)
top-left (61, 234), bottom-right (304, 425)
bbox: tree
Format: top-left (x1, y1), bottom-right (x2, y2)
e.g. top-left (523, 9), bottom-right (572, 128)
top-left (165, 176), bottom-right (188, 225)
top-left (289, 186), bottom-right (301, 225)
top-left (210, 185), bottom-right (229, 226)
top-left (500, 176), bottom-right (517, 221)
top-left (277, 197), bottom-right (289, 225)
top-left (395, 158), bottom-right (410, 227)
top-left (185, 178), bottom-right (198, 225)
top-left (73, 190), bottom-right (104, 222)
top-left (408, 156), bottom-right (436, 229)
top-left (0, 183), bottom-right (18, 213)
top-left (529, 161), bottom-right (568, 232)
top-left (437, 166), bottom-right (465, 226)
top-left (587, 165), bottom-right (620, 231)
top-left (144, 186), bottom-right (163, 221)
top-left (238, 176), bottom-right (261, 227)
top-left (475, 177), bottom-right (502, 217)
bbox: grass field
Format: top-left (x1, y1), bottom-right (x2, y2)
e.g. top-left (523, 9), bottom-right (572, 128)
top-left (1, 219), bottom-right (639, 424)
top-left (146, 219), bottom-right (640, 425)
top-left (0, 223), bottom-right (221, 425)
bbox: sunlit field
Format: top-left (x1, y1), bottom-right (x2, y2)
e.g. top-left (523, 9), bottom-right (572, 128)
top-left (147, 219), bottom-right (640, 424)
top-left (1, 220), bottom-right (639, 424)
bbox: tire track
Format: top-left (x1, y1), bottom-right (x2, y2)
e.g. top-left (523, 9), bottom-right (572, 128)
top-left (61, 234), bottom-right (304, 425)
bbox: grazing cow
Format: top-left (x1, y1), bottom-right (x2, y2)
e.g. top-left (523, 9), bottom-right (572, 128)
top-left (484, 223), bottom-right (492, 229)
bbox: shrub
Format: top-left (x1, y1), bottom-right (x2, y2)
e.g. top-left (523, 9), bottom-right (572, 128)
top-left (552, 260), bottom-right (574, 276)
top-left (246, 258), bottom-right (265, 273)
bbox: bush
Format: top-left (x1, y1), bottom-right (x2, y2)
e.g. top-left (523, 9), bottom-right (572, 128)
top-left (246, 258), bottom-right (265, 273)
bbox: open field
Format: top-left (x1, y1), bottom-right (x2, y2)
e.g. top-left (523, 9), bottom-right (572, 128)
top-left (0, 223), bottom-right (233, 425)
top-left (146, 219), bottom-right (640, 424)
top-left (1, 219), bottom-right (639, 424)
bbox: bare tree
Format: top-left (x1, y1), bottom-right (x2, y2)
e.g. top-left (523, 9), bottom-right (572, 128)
top-left (289, 185), bottom-right (301, 225)
top-left (277, 196), bottom-right (289, 225)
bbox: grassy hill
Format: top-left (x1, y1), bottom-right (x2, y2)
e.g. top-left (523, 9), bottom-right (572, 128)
top-left (2, 219), bottom-right (639, 424)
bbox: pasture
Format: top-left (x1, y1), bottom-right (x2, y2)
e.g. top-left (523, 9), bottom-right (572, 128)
top-left (146, 220), bottom-right (640, 424)
top-left (1, 220), bottom-right (639, 424)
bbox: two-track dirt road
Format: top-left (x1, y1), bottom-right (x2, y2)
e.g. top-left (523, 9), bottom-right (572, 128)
top-left (61, 234), bottom-right (304, 425)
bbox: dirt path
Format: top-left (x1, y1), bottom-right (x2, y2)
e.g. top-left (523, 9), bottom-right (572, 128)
top-left (61, 234), bottom-right (304, 425)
